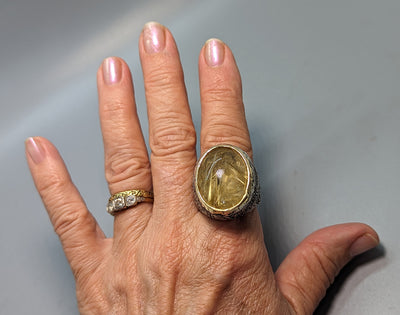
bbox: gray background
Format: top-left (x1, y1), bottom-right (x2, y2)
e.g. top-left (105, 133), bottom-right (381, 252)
top-left (0, 0), bottom-right (398, 313)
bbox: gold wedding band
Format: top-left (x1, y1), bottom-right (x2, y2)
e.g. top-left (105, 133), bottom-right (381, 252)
top-left (107, 190), bottom-right (154, 215)
top-left (193, 144), bottom-right (260, 220)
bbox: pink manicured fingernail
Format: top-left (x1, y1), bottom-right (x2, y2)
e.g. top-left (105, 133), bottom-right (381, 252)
top-left (204, 38), bottom-right (225, 67)
top-left (349, 233), bottom-right (379, 257)
top-left (25, 137), bottom-right (45, 164)
top-left (102, 57), bottom-right (122, 85)
top-left (143, 22), bottom-right (166, 54)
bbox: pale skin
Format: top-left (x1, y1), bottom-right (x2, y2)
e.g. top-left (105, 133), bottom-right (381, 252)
top-left (25, 22), bottom-right (379, 314)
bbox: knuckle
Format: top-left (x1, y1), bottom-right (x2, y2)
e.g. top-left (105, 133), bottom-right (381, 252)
top-left (202, 85), bottom-right (242, 104)
top-left (308, 241), bottom-right (339, 284)
top-left (51, 202), bottom-right (90, 238)
top-left (98, 269), bottom-right (128, 314)
top-left (146, 65), bottom-right (183, 92)
top-left (150, 123), bottom-right (196, 158)
top-left (141, 239), bottom-right (183, 283)
top-left (281, 241), bottom-right (339, 311)
top-left (207, 235), bottom-right (247, 271)
top-left (276, 241), bottom-right (341, 315)
top-left (279, 272), bottom-right (314, 315)
top-left (34, 170), bottom-right (95, 240)
top-left (105, 147), bottom-right (150, 187)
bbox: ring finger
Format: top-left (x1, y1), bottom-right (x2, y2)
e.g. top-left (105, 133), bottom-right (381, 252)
top-left (98, 57), bottom-right (152, 239)
top-left (198, 39), bottom-right (262, 227)
top-left (199, 39), bottom-right (252, 157)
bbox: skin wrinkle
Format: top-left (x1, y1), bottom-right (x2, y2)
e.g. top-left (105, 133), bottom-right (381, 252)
top-left (204, 108), bottom-right (246, 126)
top-left (279, 280), bottom-right (310, 315)
top-left (298, 255), bottom-right (323, 305)
top-left (67, 243), bottom-right (100, 280)
top-left (202, 131), bottom-right (252, 156)
top-left (150, 123), bottom-right (196, 158)
top-left (107, 171), bottom-right (153, 195)
top-left (101, 125), bottom-right (135, 145)
top-left (298, 242), bottom-right (341, 301)
top-left (280, 269), bottom-right (318, 315)
top-left (309, 243), bottom-right (339, 285)
top-left (201, 87), bottom-right (243, 106)
top-left (50, 202), bottom-right (89, 239)
top-left (106, 153), bottom-right (151, 186)
top-left (145, 74), bottom-right (187, 102)
top-left (203, 119), bottom-right (247, 134)
top-left (101, 99), bottom-right (135, 118)
top-left (112, 209), bottom-right (152, 245)
top-left (149, 101), bottom-right (190, 117)
top-left (148, 88), bottom-right (187, 105)
top-left (106, 151), bottom-right (149, 174)
top-left (144, 57), bottom-right (184, 87)
top-left (150, 159), bottom-right (194, 192)
top-left (204, 106), bottom-right (247, 121)
top-left (36, 168), bottom-right (71, 198)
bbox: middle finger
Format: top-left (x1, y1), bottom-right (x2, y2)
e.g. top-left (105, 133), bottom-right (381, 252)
top-left (139, 22), bottom-right (197, 221)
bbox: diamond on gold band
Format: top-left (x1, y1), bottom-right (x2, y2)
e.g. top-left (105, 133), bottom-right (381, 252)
top-left (193, 144), bottom-right (260, 220)
top-left (107, 190), bottom-right (154, 215)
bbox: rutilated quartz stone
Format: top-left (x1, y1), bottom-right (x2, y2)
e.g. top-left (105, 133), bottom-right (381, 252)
top-left (196, 146), bottom-right (249, 210)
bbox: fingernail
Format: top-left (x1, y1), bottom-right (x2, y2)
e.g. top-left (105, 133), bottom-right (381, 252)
top-left (102, 57), bottom-right (122, 85)
top-left (25, 137), bottom-right (45, 164)
top-left (350, 233), bottom-right (379, 257)
top-left (204, 38), bottom-right (225, 67)
top-left (143, 22), bottom-right (166, 54)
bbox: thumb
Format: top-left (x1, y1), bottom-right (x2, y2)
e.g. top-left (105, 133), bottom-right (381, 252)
top-left (275, 223), bottom-right (379, 315)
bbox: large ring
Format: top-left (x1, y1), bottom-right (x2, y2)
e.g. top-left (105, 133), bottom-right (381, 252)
top-left (107, 190), bottom-right (154, 216)
top-left (193, 144), bottom-right (260, 220)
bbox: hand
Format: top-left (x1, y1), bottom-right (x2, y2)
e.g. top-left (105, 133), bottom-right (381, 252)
top-left (25, 22), bottom-right (379, 314)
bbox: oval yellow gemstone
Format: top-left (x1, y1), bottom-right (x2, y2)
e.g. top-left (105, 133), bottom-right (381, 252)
top-left (197, 146), bottom-right (249, 210)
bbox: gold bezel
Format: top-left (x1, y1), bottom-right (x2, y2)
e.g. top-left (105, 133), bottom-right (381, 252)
top-left (193, 144), bottom-right (259, 220)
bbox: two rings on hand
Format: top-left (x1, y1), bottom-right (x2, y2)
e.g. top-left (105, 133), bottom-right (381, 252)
top-left (107, 144), bottom-right (260, 221)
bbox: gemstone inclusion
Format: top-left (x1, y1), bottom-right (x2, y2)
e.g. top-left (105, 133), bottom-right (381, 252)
top-left (197, 146), bottom-right (248, 210)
